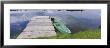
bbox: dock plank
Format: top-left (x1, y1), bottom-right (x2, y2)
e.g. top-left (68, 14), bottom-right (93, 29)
top-left (17, 16), bottom-right (56, 39)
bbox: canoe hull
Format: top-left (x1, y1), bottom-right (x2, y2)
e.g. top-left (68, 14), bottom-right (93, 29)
top-left (51, 18), bottom-right (71, 34)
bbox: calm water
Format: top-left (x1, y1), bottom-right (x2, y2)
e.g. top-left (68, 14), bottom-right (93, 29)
top-left (10, 9), bottom-right (101, 39)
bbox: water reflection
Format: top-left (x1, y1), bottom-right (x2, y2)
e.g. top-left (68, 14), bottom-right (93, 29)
top-left (10, 9), bottom-right (101, 38)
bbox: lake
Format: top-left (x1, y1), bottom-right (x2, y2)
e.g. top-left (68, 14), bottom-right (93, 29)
top-left (10, 9), bottom-right (101, 39)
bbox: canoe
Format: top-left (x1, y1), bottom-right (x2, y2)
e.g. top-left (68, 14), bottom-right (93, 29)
top-left (51, 18), bottom-right (71, 34)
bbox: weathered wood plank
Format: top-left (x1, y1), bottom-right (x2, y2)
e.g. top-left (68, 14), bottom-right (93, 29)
top-left (17, 16), bottom-right (56, 39)
top-left (27, 22), bottom-right (53, 26)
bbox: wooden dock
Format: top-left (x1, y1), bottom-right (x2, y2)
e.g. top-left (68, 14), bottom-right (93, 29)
top-left (17, 16), bottom-right (56, 39)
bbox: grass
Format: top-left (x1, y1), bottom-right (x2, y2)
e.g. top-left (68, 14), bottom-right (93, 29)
top-left (36, 28), bottom-right (101, 39)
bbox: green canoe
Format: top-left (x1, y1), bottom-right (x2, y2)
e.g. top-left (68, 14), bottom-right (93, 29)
top-left (51, 18), bottom-right (71, 34)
